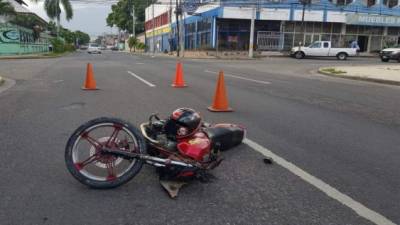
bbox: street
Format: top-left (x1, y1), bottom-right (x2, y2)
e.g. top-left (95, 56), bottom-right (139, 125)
top-left (0, 51), bottom-right (399, 225)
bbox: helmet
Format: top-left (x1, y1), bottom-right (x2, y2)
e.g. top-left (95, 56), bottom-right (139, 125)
top-left (164, 108), bottom-right (202, 139)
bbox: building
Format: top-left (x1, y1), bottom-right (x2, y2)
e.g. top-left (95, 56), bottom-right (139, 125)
top-left (0, 0), bottom-right (51, 55)
top-left (145, 0), bottom-right (400, 54)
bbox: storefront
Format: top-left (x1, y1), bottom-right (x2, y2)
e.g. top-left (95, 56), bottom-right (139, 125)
top-left (145, 0), bottom-right (400, 53)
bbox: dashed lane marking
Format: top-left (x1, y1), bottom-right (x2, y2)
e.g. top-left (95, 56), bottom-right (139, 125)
top-left (244, 138), bottom-right (396, 225)
top-left (204, 70), bottom-right (271, 85)
top-left (127, 71), bottom-right (156, 87)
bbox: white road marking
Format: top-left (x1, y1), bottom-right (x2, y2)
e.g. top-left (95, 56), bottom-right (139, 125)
top-left (204, 70), bottom-right (271, 85)
top-left (127, 71), bottom-right (156, 87)
top-left (136, 63), bottom-right (145, 65)
top-left (243, 138), bottom-right (396, 225)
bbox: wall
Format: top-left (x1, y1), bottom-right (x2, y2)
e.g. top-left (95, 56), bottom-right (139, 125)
top-left (0, 23), bottom-right (50, 55)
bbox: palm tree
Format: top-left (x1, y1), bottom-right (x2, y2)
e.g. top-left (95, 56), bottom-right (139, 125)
top-left (32, 0), bottom-right (73, 36)
top-left (0, 0), bottom-right (16, 16)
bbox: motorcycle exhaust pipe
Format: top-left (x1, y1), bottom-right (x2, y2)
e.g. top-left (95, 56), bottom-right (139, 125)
top-left (101, 148), bottom-right (194, 168)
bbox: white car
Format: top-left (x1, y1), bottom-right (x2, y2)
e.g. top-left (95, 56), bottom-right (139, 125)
top-left (87, 44), bottom-right (102, 54)
top-left (291, 41), bottom-right (357, 60)
top-left (379, 46), bottom-right (400, 62)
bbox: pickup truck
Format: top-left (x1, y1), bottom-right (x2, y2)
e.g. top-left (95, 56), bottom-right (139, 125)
top-left (290, 41), bottom-right (357, 60)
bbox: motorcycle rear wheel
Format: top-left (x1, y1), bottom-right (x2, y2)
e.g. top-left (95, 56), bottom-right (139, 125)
top-left (65, 117), bottom-right (146, 189)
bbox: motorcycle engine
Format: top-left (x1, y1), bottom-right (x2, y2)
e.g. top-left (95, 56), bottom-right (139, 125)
top-left (149, 119), bottom-right (212, 162)
top-left (177, 132), bottom-right (211, 162)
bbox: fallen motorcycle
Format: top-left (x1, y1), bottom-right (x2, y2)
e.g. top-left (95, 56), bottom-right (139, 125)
top-left (65, 108), bottom-right (245, 197)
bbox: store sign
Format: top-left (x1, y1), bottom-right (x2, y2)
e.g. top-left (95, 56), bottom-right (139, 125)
top-left (146, 26), bottom-right (172, 38)
top-left (0, 28), bottom-right (20, 43)
top-left (346, 14), bottom-right (400, 27)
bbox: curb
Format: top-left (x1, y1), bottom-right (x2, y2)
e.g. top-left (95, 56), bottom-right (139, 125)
top-left (318, 68), bottom-right (400, 86)
top-left (0, 52), bottom-right (72, 60)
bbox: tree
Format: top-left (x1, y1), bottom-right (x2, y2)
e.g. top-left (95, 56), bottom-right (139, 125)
top-left (31, 0), bottom-right (74, 36)
top-left (74, 31), bottom-right (90, 45)
top-left (107, 0), bottom-right (155, 35)
top-left (0, 0), bottom-right (16, 16)
top-left (127, 36), bottom-right (138, 52)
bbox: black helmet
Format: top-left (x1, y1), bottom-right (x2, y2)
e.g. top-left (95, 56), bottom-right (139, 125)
top-left (164, 108), bottom-right (202, 139)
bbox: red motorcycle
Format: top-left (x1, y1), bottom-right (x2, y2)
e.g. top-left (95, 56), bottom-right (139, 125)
top-left (65, 108), bottom-right (245, 195)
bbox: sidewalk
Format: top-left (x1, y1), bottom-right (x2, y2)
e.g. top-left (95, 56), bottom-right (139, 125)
top-left (319, 65), bottom-right (400, 85)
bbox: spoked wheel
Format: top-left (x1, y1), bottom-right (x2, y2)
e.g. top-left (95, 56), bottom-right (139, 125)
top-left (65, 117), bottom-right (146, 189)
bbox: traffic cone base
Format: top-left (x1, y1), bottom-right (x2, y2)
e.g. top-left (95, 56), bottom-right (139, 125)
top-left (207, 106), bottom-right (233, 112)
top-left (81, 87), bottom-right (99, 90)
top-left (171, 84), bottom-right (187, 88)
top-left (82, 63), bottom-right (99, 90)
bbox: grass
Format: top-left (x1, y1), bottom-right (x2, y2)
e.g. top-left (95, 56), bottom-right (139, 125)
top-left (321, 67), bottom-right (347, 75)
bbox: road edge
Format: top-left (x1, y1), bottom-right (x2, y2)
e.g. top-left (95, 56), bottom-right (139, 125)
top-left (0, 52), bottom-right (72, 60)
top-left (318, 67), bottom-right (400, 86)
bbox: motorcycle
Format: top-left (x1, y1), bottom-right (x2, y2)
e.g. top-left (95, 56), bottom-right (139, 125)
top-left (65, 108), bottom-right (245, 197)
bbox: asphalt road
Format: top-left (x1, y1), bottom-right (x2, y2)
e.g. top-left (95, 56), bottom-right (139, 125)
top-left (0, 51), bottom-right (399, 225)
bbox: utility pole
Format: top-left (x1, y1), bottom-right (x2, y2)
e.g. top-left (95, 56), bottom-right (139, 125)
top-left (152, 2), bottom-right (155, 55)
top-left (169, 0), bottom-right (173, 53)
top-left (300, 0), bottom-right (310, 46)
top-left (175, 0), bottom-right (181, 57)
top-left (249, 6), bottom-right (256, 58)
top-left (132, 5), bottom-right (136, 37)
top-left (180, 0), bottom-right (185, 57)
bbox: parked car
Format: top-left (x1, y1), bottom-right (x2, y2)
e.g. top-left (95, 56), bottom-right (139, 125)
top-left (290, 41), bottom-right (357, 60)
top-left (379, 45), bottom-right (400, 62)
top-left (87, 43), bottom-right (102, 54)
top-left (79, 45), bottom-right (88, 50)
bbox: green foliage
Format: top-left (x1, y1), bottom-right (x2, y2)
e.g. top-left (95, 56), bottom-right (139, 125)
top-left (136, 42), bottom-right (146, 50)
top-left (321, 68), bottom-right (347, 75)
top-left (50, 38), bottom-right (75, 53)
top-left (128, 36), bottom-right (138, 52)
top-left (107, 0), bottom-right (155, 35)
top-left (32, 0), bottom-right (73, 21)
top-left (74, 31), bottom-right (90, 45)
top-left (0, 0), bottom-right (16, 16)
top-left (50, 25), bottom-right (90, 45)
top-left (51, 38), bottom-right (66, 53)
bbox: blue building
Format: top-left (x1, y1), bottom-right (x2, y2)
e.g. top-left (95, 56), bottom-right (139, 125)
top-left (145, 0), bottom-right (400, 53)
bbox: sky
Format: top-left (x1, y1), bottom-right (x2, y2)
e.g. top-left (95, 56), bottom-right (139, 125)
top-left (25, 0), bottom-right (117, 37)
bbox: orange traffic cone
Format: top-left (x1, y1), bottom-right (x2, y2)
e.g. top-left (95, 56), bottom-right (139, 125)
top-left (208, 71), bottom-right (233, 112)
top-left (172, 62), bottom-right (187, 88)
top-left (82, 63), bottom-right (98, 90)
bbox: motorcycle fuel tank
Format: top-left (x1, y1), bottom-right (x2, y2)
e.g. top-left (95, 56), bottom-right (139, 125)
top-left (177, 132), bottom-right (211, 161)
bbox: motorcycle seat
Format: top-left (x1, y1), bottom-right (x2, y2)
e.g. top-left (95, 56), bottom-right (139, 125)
top-left (203, 125), bottom-right (244, 151)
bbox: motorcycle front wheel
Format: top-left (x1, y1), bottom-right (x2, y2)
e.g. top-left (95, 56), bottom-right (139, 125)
top-left (65, 117), bottom-right (146, 189)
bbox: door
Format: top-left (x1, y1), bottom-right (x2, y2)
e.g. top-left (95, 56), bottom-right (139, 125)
top-left (306, 41), bottom-right (322, 56)
top-left (357, 36), bottom-right (368, 52)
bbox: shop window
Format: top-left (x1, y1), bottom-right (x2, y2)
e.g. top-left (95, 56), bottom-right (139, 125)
top-left (383, 0), bottom-right (398, 7)
top-left (364, 0), bottom-right (376, 7)
top-left (332, 23), bottom-right (342, 33)
top-left (388, 27), bottom-right (400, 35)
top-left (346, 25), bottom-right (358, 34)
top-left (333, 0), bottom-right (353, 5)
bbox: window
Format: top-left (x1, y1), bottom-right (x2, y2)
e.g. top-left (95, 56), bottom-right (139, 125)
top-left (323, 42), bottom-right (329, 48)
top-left (383, 0), bottom-right (398, 7)
top-left (309, 42), bottom-right (321, 48)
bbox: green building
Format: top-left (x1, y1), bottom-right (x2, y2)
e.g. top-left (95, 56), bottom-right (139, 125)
top-left (0, 0), bottom-right (51, 56)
